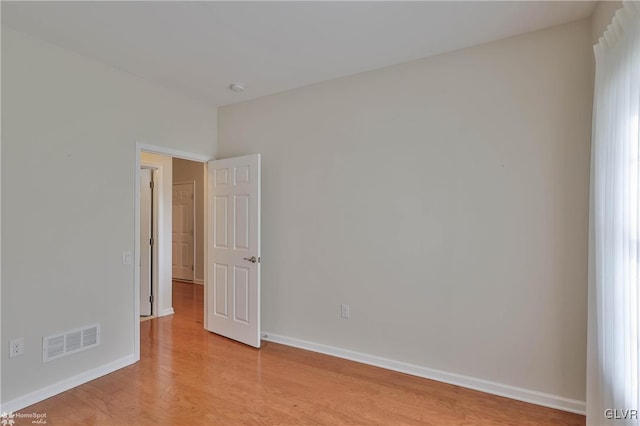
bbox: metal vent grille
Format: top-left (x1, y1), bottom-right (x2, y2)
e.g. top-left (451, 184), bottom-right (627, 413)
top-left (66, 331), bottom-right (82, 352)
top-left (43, 324), bottom-right (100, 362)
top-left (46, 336), bottom-right (65, 360)
top-left (82, 326), bottom-right (98, 347)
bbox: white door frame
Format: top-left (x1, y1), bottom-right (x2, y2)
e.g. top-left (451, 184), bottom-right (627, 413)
top-left (134, 142), bottom-right (212, 361)
top-left (172, 180), bottom-right (196, 282)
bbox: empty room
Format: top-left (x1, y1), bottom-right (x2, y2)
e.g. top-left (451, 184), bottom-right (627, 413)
top-left (1, 1), bottom-right (638, 425)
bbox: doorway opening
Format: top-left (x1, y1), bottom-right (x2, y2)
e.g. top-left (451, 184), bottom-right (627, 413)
top-left (172, 158), bottom-right (206, 286)
top-left (134, 144), bottom-right (262, 360)
top-left (134, 143), bottom-right (211, 361)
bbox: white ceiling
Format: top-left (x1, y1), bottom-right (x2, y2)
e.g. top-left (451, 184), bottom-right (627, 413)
top-left (2, 1), bottom-right (596, 107)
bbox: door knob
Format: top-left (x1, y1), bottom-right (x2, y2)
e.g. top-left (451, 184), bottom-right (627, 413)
top-left (243, 256), bottom-right (259, 263)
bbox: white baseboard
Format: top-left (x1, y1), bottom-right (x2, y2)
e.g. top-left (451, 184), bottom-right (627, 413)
top-left (262, 332), bottom-right (586, 415)
top-left (160, 307), bottom-right (175, 317)
top-left (1, 354), bottom-right (136, 414)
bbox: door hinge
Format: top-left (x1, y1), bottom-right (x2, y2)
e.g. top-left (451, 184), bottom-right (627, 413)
top-left (149, 295), bottom-right (154, 304)
top-left (191, 265), bottom-right (194, 271)
top-left (150, 237), bottom-right (154, 246)
top-left (150, 181), bottom-right (154, 189)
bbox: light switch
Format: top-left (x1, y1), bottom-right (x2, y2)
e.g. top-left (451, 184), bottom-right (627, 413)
top-left (122, 251), bottom-right (132, 265)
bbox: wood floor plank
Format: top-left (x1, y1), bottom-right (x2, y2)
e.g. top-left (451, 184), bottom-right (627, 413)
top-left (16, 281), bottom-right (585, 425)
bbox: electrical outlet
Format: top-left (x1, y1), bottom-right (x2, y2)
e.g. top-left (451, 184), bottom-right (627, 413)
top-left (9, 338), bottom-right (24, 358)
top-left (341, 304), bottom-right (350, 319)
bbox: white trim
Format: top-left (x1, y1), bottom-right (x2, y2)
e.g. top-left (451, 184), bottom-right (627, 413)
top-left (262, 332), bottom-right (586, 415)
top-left (2, 354), bottom-right (136, 414)
top-left (137, 142), bottom-right (212, 163)
top-left (203, 162), bottom-right (209, 330)
top-left (161, 307), bottom-right (175, 317)
top-left (194, 278), bottom-right (204, 285)
top-left (134, 148), bottom-right (141, 362)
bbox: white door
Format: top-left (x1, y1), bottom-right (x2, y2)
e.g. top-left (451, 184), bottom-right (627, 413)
top-left (140, 168), bottom-right (153, 316)
top-left (207, 154), bottom-right (261, 348)
top-left (172, 183), bottom-right (195, 281)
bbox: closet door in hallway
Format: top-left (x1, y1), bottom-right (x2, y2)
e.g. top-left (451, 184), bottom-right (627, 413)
top-left (173, 182), bottom-right (195, 281)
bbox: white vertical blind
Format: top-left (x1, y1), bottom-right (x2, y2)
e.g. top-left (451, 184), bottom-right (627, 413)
top-left (588, 2), bottom-right (640, 425)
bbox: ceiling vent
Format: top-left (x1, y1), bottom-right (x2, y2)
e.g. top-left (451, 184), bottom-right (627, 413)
top-left (42, 324), bottom-right (100, 363)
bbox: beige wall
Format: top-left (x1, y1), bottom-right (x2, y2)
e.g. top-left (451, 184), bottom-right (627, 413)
top-left (173, 158), bottom-right (205, 283)
top-left (1, 27), bottom-right (216, 404)
top-left (218, 19), bottom-right (593, 402)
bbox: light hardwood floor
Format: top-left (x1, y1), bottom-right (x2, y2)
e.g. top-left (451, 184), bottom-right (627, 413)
top-left (21, 281), bottom-right (585, 425)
